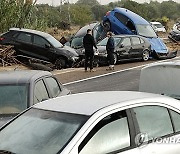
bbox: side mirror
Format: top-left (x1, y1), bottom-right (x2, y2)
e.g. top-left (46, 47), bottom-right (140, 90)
top-left (120, 44), bottom-right (124, 48)
top-left (45, 44), bottom-right (51, 48)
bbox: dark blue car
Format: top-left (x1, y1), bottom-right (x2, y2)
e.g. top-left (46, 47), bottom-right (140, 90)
top-left (103, 7), bottom-right (168, 59)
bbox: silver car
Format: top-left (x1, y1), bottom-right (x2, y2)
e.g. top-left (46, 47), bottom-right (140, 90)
top-left (0, 70), bottom-right (70, 127)
top-left (0, 91), bottom-right (180, 154)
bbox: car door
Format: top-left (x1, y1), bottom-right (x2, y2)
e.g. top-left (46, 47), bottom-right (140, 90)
top-left (129, 37), bottom-right (143, 58)
top-left (116, 37), bottom-right (132, 60)
top-left (32, 34), bottom-right (54, 61)
top-left (74, 110), bottom-right (141, 154)
top-left (131, 105), bottom-right (180, 154)
top-left (14, 32), bottom-right (33, 56)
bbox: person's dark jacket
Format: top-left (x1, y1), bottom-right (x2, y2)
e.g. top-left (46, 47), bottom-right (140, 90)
top-left (83, 34), bottom-right (97, 53)
top-left (106, 37), bottom-right (115, 50)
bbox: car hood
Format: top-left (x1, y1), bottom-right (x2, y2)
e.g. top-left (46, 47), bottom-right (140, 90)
top-left (147, 37), bottom-right (168, 53)
top-left (57, 45), bottom-right (79, 57)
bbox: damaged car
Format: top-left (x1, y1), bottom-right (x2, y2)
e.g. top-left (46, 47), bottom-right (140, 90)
top-left (67, 22), bottom-right (106, 55)
top-left (0, 70), bottom-right (70, 127)
top-left (168, 22), bottom-right (180, 42)
top-left (95, 35), bottom-right (151, 65)
top-left (103, 8), bottom-right (169, 59)
top-left (0, 28), bottom-right (79, 69)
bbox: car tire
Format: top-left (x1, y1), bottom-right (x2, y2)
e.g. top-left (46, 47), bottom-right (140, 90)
top-left (55, 57), bottom-right (66, 70)
top-left (142, 50), bottom-right (149, 61)
top-left (112, 53), bottom-right (117, 64)
top-left (103, 21), bottom-right (111, 31)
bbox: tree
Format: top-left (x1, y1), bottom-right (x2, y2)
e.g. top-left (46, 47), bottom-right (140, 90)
top-left (76, 0), bottom-right (99, 6)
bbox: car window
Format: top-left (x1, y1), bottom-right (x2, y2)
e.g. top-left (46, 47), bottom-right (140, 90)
top-left (0, 84), bottom-right (28, 114)
top-left (33, 35), bottom-right (50, 47)
top-left (121, 38), bottom-right (131, 47)
top-left (34, 80), bottom-right (49, 104)
top-left (114, 12), bottom-right (128, 26)
top-left (17, 32), bottom-right (32, 43)
top-left (131, 37), bottom-right (141, 45)
top-left (170, 110), bottom-right (180, 132)
top-left (45, 77), bottom-right (61, 98)
top-left (79, 110), bottom-right (130, 154)
top-left (133, 106), bottom-right (173, 139)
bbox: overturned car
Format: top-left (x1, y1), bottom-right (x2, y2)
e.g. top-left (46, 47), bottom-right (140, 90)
top-left (103, 8), bottom-right (170, 59)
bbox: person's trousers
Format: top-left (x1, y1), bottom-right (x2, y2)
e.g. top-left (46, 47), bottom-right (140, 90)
top-left (107, 49), bottom-right (115, 65)
top-left (85, 52), bottom-right (94, 70)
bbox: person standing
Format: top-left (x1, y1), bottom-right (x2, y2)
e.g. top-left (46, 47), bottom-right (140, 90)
top-left (106, 31), bottom-right (115, 70)
top-left (83, 29), bottom-right (97, 72)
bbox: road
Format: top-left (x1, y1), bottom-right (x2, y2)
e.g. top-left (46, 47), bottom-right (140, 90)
top-left (55, 56), bottom-right (180, 94)
top-left (65, 69), bottom-right (140, 93)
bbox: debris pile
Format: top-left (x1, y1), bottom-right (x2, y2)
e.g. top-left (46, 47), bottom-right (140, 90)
top-left (0, 45), bottom-right (22, 67)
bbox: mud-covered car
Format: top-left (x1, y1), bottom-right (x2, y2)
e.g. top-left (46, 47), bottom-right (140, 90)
top-left (0, 70), bottom-right (70, 127)
top-left (103, 8), bottom-right (169, 59)
top-left (169, 22), bottom-right (180, 41)
top-left (95, 35), bottom-right (151, 65)
top-left (67, 22), bottom-right (106, 55)
top-left (0, 28), bottom-right (79, 69)
top-left (1, 91), bottom-right (180, 154)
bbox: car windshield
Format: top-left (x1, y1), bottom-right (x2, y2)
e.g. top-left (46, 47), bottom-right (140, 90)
top-left (0, 108), bottom-right (88, 154)
top-left (46, 36), bottom-right (63, 48)
top-left (71, 37), bottom-right (83, 49)
top-left (93, 24), bottom-right (106, 42)
top-left (136, 24), bottom-right (157, 38)
top-left (0, 84), bottom-right (28, 115)
top-left (97, 37), bottom-right (122, 46)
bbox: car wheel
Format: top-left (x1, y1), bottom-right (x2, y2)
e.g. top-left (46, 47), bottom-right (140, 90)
top-left (113, 53), bottom-right (117, 64)
top-left (55, 57), bottom-right (66, 70)
top-left (142, 50), bottom-right (149, 61)
top-left (103, 21), bottom-right (111, 31)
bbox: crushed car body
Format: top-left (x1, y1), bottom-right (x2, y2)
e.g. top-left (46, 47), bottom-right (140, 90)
top-left (103, 7), bottom-right (169, 59)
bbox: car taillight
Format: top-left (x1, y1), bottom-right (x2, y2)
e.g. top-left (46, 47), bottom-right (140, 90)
top-left (0, 37), bottom-right (5, 41)
top-left (106, 11), bottom-right (111, 16)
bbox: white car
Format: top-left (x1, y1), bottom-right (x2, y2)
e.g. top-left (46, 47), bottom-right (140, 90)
top-left (0, 91), bottom-right (180, 154)
top-left (151, 22), bottom-right (166, 33)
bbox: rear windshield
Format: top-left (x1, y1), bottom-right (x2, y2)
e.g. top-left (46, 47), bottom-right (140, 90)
top-left (0, 108), bottom-right (88, 154)
top-left (0, 84), bottom-right (28, 115)
top-left (71, 37), bottom-right (83, 49)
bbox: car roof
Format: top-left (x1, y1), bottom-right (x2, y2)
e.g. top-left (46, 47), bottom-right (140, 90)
top-left (113, 34), bottom-right (145, 38)
top-left (74, 22), bottom-right (99, 37)
top-left (34, 91), bottom-right (176, 116)
top-left (113, 8), bottom-right (149, 25)
top-left (0, 70), bottom-right (52, 84)
top-left (9, 28), bottom-right (52, 38)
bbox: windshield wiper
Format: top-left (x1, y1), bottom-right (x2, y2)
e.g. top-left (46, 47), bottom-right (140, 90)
top-left (0, 150), bottom-right (15, 154)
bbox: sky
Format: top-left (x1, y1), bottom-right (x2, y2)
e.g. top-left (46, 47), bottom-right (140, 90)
top-left (36, 0), bottom-right (179, 6)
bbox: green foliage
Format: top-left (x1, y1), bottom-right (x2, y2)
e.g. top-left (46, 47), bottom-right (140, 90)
top-left (0, 0), bottom-right (47, 33)
top-left (0, 0), bottom-right (179, 33)
top-left (76, 0), bottom-right (99, 6)
top-left (70, 4), bottom-right (93, 26)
